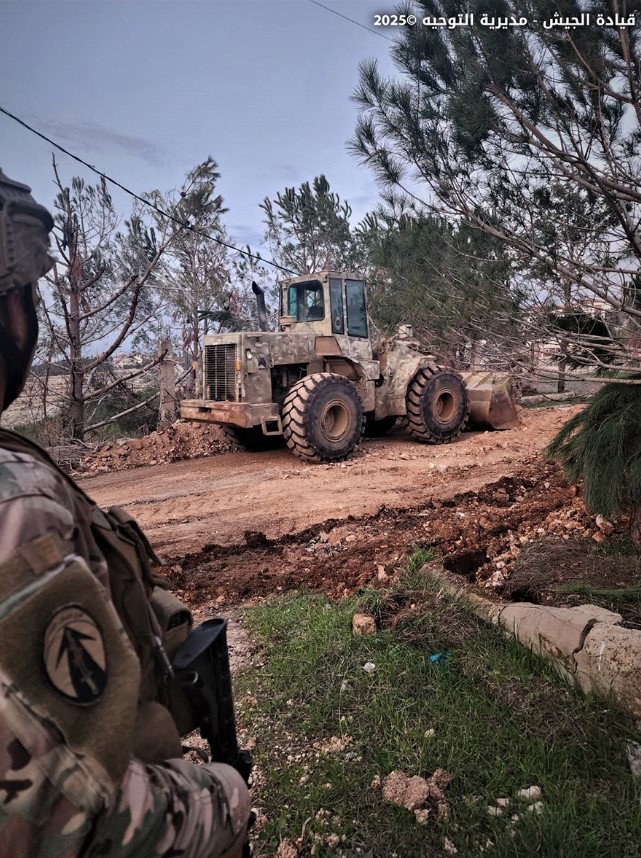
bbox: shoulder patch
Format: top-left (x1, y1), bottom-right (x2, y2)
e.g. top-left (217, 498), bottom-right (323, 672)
top-left (43, 605), bottom-right (108, 705)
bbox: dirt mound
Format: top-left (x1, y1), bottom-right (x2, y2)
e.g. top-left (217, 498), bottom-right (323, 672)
top-left (74, 422), bottom-right (233, 474)
top-left (164, 458), bottom-right (619, 610)
top-left (160, 451), bottom-right (637, 618)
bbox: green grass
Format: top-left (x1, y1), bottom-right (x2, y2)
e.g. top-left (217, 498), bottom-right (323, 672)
top-left (236, 565), bottom-right (641, 857)
top-left (558, 583), bottom-right (641, 604)
top-left (557, 583), bottom-right (641, 623)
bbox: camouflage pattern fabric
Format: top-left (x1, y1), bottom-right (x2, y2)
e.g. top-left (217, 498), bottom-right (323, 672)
top-left (0, 446), bottom-right (249, 857)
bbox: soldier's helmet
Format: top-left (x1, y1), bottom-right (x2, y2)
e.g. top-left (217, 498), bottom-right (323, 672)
top-left (0, 167), bottom-right (54, 297)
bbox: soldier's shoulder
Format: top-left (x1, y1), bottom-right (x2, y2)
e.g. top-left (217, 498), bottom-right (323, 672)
top-left (0, 445), bottom-right (69, 503)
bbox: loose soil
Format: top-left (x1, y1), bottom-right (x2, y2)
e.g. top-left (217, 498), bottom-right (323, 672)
top-left (75, 404), bottom-right (638, 614)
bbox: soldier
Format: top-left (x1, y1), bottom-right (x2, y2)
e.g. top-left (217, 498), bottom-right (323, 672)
top-left (0, 166), bottom-right (251, 857)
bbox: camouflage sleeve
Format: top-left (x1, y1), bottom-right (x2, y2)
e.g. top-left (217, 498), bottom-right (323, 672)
top-left (0, 447), bottom-right (110, 588)
top-left (0, 449), bottom-right (250, 858)
top-left (0, 672), bottom-right (248, 858)
top-left (87, 759), bottom-right (249, 857)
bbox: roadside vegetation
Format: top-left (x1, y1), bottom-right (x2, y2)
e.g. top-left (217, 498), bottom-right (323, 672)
top-left (237, 550), bottom-right (641, 858)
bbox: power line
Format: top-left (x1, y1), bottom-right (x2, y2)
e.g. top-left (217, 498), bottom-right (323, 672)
top-left (307, 0), bottom-right (397, 43)
top-left (0, 104), bottom-right (296, 275)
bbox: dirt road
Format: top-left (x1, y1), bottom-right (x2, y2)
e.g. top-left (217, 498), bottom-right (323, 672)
top-left (79, 406), bottom-right (579, 559)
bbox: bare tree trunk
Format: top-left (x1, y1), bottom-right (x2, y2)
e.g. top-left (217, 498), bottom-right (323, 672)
top-left (68, 228), bottom-right (85, 441)
top-left (557, 352), bottom-right (567, 393)
top-left (158, 338), bottom-right (176, 428)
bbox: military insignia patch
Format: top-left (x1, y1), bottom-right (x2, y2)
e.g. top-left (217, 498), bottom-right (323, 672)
top-left (43, 606), bottom-right (107, 705)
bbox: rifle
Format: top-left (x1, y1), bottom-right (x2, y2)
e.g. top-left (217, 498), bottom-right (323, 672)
top-left (173, 619), bottom-right (254, 851)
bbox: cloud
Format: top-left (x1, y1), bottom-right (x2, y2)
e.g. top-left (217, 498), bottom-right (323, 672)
top-left (36, 118), bottom-right (170, 166)
top-left (251, 162), bottom-right (299, 184)
top-left (230, 225), bottom-right (263, 249)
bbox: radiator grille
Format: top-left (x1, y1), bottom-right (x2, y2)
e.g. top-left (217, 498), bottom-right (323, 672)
top-left (205, 343), bottom-right (238, 401)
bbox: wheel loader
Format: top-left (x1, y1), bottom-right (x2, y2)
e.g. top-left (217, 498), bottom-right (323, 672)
top-left (180, 271), bottom-right (519, 463)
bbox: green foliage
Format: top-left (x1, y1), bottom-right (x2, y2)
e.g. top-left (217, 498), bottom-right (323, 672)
top-left (406, 544), bottom-right (437, 576)
top-left (559, 582), bottom-right (641, 603)
top-left (351, 1), bottom-right (641, 374)
top-left (362, 206), bottom-right (519, 359)
top-left (12, 417), bottom-right (65, 448)
top-left (147, 158), bottom-right (244, 356)
top-left (546, 382), bottom-right (641, 517)
top-left (261, 175), bottom-right (360, 274)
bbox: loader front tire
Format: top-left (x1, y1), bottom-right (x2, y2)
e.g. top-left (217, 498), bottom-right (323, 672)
top-left (406, 367), bottom-right (469, 444)
top-left (282, 373), bottom-right (365, 463)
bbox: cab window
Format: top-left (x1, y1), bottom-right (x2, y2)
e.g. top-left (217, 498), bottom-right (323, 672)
top-left (346, 279), bottom-right (368, 337)
top-left (287, 280), bottom-right (325, 322)
top-left (329, 277), bottom-right (344, 334)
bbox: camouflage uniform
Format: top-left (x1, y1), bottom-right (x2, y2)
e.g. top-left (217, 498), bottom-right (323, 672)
top-left (0, 171), bottom-right (250, 857)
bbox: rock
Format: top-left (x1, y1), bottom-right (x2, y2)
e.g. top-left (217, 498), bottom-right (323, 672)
top-left (488, 806), bottom-right (503, 816)
top-left (436, 800), bottom-right (449, 820)
top-left (443, 836), bottom-right (458, 855)
top-left (314, 735), bottom-right (352, 754)
top-left (274, 840), bottom-right (298, 858)
top-left (318, 531), bottom-right (330, 543)
top-left (352, 613), bottom-right (377, 636)
top-left (498, 603), bottom-right (623, 673)
top-left (516, 785), bottom-right (542, 802)
top-left (495, 798), bottom-right (510, 807)
top-left (362, 662), bottom-right (376, 673)
top-left (625, 741), bottom-right (641, 780)
top-left (414, 808), bottom-right (430, 825)
top-left (345, 534), bottom-right (357, 543)
top-left (485, 571), bottom-right (506, 590)
top-left (574, 623), bottom-right (641, 717)
top-left (527, 801), bottom-right (544, 815)
top-left (325, 834), bottom-right (340, 848)
top-left (595, 514), bottom-right (614, 535)
top-left (382, 771), bottom-right (430, 811)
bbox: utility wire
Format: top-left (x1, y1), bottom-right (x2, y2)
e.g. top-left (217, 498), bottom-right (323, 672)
top-left (307, 0), bottom-right (397, 43)
top-left (0, 104), bottom-right (296, 275)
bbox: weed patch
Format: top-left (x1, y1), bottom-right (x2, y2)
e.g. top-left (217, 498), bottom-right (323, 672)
top-left (237, 578), bottom-right (641, 857)
top-left (504, 537), bottom-right (641, 624)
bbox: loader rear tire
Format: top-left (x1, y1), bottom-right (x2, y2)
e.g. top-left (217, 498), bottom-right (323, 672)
top-left (406, 367), bottom-right (469, 444)
top-left (282, 373), bottom-right (365, 463)
top-left (224, 426), bottom-right (284, 452)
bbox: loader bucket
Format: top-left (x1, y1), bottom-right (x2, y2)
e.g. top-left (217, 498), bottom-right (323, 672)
top-left (460, 371), bottom-right (521, 430)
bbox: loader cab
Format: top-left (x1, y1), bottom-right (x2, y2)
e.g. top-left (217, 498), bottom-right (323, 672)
top-left (279, 271), bottom-right (370, 341)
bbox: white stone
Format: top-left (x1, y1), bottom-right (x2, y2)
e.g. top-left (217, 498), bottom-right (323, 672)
top-left (516, 786), bottom-right (542, 802)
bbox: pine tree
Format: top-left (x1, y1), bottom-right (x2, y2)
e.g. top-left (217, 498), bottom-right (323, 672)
top-left (261, 175), bottom-right (359, 274)
top-left (546, 381), bottom-right (641, 547)
top-left (351, 0), bottom-right (641, 381)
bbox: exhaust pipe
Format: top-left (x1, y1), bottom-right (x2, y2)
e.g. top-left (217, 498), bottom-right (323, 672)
top-left (252, 281), bottom-right (268, 332)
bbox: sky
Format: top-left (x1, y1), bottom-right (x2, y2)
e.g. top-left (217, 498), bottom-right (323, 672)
top-left (1, 0), bottom-right (400, 273)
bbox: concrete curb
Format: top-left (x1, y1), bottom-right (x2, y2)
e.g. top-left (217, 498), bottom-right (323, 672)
top-left (423, 562), bottom-right (641, 719)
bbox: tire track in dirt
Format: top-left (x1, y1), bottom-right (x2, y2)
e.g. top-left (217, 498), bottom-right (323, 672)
top-left (77, 407), bottom-right (580, 558)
